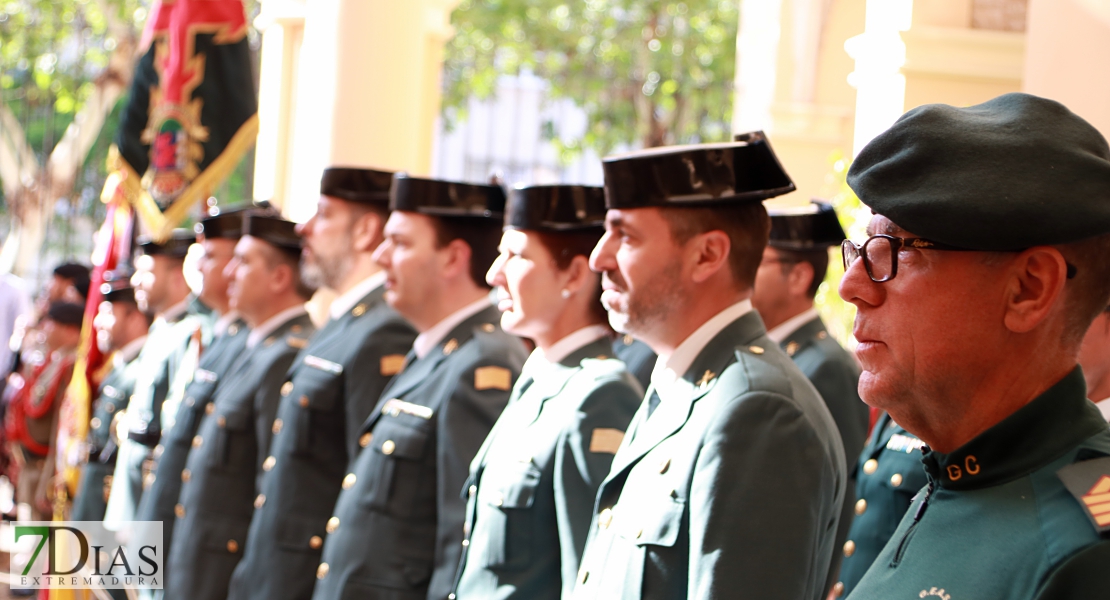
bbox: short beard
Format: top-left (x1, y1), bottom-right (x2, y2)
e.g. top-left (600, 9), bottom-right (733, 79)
top-left (607, 259), bottom-right (683, 337)
top-left (301, 235), bottom-right (355, 291)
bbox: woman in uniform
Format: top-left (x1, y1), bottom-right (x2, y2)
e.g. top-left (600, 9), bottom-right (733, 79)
top-left (452, 184), bottom-right (643, 600)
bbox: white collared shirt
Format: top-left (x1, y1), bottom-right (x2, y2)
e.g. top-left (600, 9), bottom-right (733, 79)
top-left (1097, 397), bottom-right (1110, 422)
top-left (246, 305), bottom-right (308, 349)
top-left (650, 299), bottom-right (753, 404)
top-left (329, 271), bottom-right (387, 320)
top-left (113, 336), bottom-right (147, 368)
top-left (413, 298), bottom-right (492, 359)
top-left (214, 311), bottom-right (241, 337)
top-left (766, 307), bottom-right (820, 344)
top-left (158, 297), bottom-right (190, 323)
top-left (520, 324), bottom-right (611, 382)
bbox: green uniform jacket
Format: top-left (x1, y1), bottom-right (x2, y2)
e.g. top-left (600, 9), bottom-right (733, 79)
top-left (166, 312), bottom-right (316, 600)
top-left (134, 319), bottom-right (249, 586)
top-left (834, 412), bottom-right (927, 597)
top-left (571, 311), bottom-right (846, 600)
top-left (847, 368), bottom-right (1110, 600)
top-left (105, 295), bottom-right (214, 527)
top-left (227, 286), bottom-right (416, 600)
top-left (311, 304), bottom-right (528, 600)
top-left (71, 350), bottom-right (145, 521)
top-left (779, 315), bottom-right (868, 595)
top-left (611, 335), bottom-right (656, 393)
top-left (453, 337), bottom-right (642, 600)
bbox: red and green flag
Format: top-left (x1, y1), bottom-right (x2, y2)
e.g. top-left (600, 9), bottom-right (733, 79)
top-left (103, 0), bottom-right (258, 240)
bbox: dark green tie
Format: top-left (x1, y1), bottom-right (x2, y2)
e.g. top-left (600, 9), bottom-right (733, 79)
top-left (645, 389), bottom-right (662, 418)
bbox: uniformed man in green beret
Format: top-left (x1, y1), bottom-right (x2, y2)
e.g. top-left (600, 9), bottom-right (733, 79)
top-left (573, 132), bottom-right (846, 599)
top-left (72, 271), bottom-right (152, 522)
top-left (840, 93), bottom-right (1110, 598)
top-left (227, 168), bottom-right (418, 600)
top-left (166, 212), bottom-right (316, 600)
top-left (104, 230), bottom-right (216, 531)
top-left (1079, 305), bottom-right (1110, 421)
top-left (751, 200), bottom-right (868, 596)
top-left (134, 208), bottom-right (252, 598)
top-left (309, 174), bottom-right (528, 600)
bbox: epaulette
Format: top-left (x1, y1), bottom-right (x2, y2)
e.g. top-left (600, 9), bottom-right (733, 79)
top-left (1058, 456), bottom-right (1110, 534)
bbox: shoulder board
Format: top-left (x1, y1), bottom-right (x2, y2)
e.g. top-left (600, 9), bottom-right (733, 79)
top-left (475, 365), bottom-right (512, 391)
top-left (380, 354), bottom-right (406, 376)
top-left (1058, 456), bottom-right (1110, 533)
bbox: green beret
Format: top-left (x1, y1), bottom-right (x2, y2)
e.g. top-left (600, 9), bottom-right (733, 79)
top-left (847, 93), bottom-right (1110, 250)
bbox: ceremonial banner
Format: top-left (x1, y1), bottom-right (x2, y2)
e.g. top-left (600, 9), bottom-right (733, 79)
top-left (102, 0), bottom-right (259, 240)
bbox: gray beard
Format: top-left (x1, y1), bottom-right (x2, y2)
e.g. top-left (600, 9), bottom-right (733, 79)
top-left (301, 252), bottom-right (353, 291)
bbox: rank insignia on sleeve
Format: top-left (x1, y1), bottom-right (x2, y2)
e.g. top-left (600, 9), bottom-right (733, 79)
top-left (1057, 457), bottom-right (1110, 532)
top-left (589, 428), bottom-right (625, 454)
top-left (475, 366), bottom-right (512, 391)
top-left (380, 354), bottom-right (406, 376)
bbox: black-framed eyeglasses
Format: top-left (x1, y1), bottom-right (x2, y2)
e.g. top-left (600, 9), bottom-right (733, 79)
top-left (842, 234), bottom-right (1079, 282)
top-left (841, 235), bottom-right (973, 283)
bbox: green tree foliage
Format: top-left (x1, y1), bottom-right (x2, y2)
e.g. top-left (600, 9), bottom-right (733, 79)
top-left (0, 0), bottom-right (142, 272)
top-left (814, 152), bottom-right (867, 349)
top-left (0, 0), bottom-right (260, 274)
top-left (0, 0), bottom-right (140, 118)
top-left (444, 0), bottom-right (739, 158)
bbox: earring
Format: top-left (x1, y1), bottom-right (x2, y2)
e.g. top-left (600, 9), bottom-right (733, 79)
top-left (561, 289), bottom-right (571, 299)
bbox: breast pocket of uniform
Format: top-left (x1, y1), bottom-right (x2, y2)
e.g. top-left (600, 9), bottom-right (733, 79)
top-left (360, 423), bottom-right (430, 518)
top-left (476, 462), bottom-right (541, 571)
top-left (287, 367), bottom-right (343, 459)
top-left (209, 407), bottom-right (251, 471)
top-left (616, 496), bottom-right (685, 548)
top-left (171, 382), bottom-right (216, 447)
top-left (202, 513), bottom-right (251, 557)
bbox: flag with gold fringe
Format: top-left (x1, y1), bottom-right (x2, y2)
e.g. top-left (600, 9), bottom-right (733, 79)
top-left (49, 2), bottom-right (257, 597)
top-left (103, 0), bottom-right (259, 241)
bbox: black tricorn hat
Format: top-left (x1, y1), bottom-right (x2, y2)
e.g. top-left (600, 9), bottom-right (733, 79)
top-left (320, 167), bottom-right (395, 205)
top-left (601, 131), bottom-right (795, 209)
top-left (506, 184), bottom-right (607, 231)
top-left (137, 229), bottom-right (195, 258)
top-left (195, 206), bottom-right (257, 240)
top-left (243, 213), bottom-right (301, 253)
top-left (46, 301), bottom-right (85, 328)
top-left (768, 201), bottom-right (846, 250)
top-left (99, 269), bottom-right (137, 305)
top-left (390, 174), bottom-right (506, 220)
